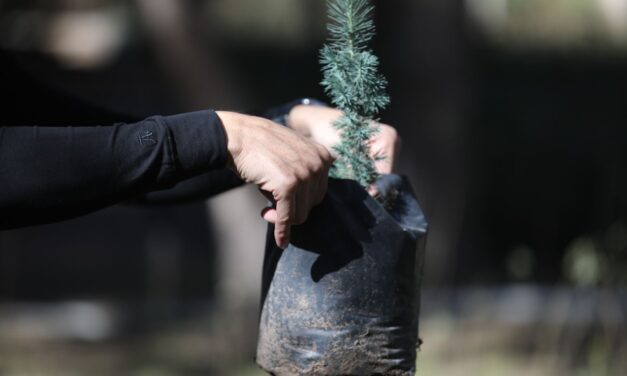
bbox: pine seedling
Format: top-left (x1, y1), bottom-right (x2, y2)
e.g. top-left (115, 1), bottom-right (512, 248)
top-left (320, 0), bottom-right (390, 188)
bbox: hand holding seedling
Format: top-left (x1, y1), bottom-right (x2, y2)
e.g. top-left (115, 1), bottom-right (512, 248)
top-left (288, 105), bottom-right (400, 174)
top-left (217, 111), bottom-right (334, 249)
top-left (288, 104), bottom-right (400, 193)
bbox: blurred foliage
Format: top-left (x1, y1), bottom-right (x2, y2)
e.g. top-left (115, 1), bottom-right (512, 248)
top-left (563, 237), bottom-right (605, 286)
top-left (467, 0), bottom-right (627, 51)
top-left (206, 0), bottom-right (325, 47)
top-left (562, 221), bottom-right (627, 286)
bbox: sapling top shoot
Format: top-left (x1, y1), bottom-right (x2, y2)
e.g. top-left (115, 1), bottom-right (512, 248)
top-left (320, 0), bottom-right (390, 188)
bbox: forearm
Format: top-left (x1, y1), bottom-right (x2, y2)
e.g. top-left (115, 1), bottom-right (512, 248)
top-left (0, 110), bottom-right (227, 229)
top-left (137, 169), bottom-right (243, 205)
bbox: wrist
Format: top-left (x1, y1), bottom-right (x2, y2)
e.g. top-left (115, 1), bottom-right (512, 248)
top-left (215, 111), bottom-right (244, 170)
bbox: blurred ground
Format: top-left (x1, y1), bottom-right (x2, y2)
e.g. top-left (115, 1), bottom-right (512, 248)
top-left (1, 286), bottom-right (625, 376)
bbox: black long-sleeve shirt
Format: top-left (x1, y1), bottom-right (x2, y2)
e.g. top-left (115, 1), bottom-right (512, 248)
top-left (0, 110), bottom-right (233, 229)
top-left (0, 52), bottom-right (318, 230)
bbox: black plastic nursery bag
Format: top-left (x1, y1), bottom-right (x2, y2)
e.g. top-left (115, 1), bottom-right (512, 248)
top-left (256, 174), bottom-right (427, 376)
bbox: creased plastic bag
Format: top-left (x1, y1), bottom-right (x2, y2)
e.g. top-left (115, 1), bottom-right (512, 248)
top-left (257, 174), bottom-right (427, 376)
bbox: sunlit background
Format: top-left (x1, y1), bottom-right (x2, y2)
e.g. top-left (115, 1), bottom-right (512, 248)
top-left (1, 0), bottom-right (626, 375)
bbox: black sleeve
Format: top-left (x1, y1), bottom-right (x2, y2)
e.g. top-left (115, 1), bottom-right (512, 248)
top-left (0, 110), bottom-right (228, 229)
top-left (137, 170), bottom-right (243, 205)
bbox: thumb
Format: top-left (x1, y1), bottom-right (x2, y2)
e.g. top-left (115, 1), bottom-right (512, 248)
top-left (261, 207), bottom-right (277, 223)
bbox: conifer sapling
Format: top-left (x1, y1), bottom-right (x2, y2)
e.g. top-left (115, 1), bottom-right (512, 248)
top-left (320, 0), bottom-right (390, 188)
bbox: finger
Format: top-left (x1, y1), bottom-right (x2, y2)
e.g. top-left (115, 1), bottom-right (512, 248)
top-left (322, 144), bottom-right (337, 163)
top-left (375, 157), bottom-right (393, 175)
top-left (313, 147), bottom-right (332, 205)
top-left (369, 146), bottom-right (390, 175)
top-left (367, 184), bottom-right (380, 198)
top-left (274, 196), bottom-right (294, 249)
top-left (302, 155), bottom-right (328, 219)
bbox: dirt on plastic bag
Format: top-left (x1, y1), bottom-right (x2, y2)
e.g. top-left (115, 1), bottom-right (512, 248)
top-left (256, 174), bottom-right (427, 376)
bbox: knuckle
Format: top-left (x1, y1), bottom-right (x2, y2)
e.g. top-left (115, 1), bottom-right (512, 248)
top-left (297, 167), bottom-right (312, 182)
top-left (382, 125), bottom-right (401, 152)
top-left (384, 125), bottom-right (398, 139)
top-left (323, 147), bottom-right (334, 162)
top-left (280, 173), bottom-right (299, 191)
top-left (317, 153), bottom-right (332, 169)
top-left (311, 158), bottom-right (326, 175)
top-left (393, 127), bottom-right (400, 138)
top-left (314, 144), bottom-right (331, 161)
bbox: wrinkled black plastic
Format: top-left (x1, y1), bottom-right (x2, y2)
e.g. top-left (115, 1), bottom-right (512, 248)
top-left (256, 175), bottom-right (427, 376)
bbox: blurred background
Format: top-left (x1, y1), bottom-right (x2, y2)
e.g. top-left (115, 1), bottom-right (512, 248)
top-left (1, 0), bottom-right (626, 375)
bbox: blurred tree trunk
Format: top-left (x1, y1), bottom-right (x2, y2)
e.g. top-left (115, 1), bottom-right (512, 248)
top-left (134, 0), bottom-right (248, 109)
top-left (377, 0), bottom-right (473, 285)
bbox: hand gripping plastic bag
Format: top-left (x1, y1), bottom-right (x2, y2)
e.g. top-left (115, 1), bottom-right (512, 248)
top-left (256, 174), bottom-right (427, 376)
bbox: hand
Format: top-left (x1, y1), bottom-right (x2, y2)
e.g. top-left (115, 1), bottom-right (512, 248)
top-left (287, 105), bottom-right (401, 175)
top-left (216, 111), bottom-right (334, 249)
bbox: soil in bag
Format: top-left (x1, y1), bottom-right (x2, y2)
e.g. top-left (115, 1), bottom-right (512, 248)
top-left (256, 174), bottom-right (427, 376)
